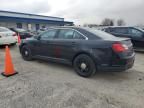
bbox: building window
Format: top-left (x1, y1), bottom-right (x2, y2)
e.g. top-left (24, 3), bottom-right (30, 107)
top-left (35, 24), bottom-right (40, 30)
top-left (17, 23), bottom-right (22, 28)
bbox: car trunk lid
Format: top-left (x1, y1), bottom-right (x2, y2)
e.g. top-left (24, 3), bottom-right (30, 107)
top-left (112, 38), bottom-right (134, 57)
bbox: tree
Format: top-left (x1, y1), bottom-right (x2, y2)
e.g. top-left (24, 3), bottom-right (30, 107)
top-left (117, 19), bottom-right (126, 26)
top-left (101, 18), bottom-right (114, 26)
top-left (110, 20), bottom-right (114, 26)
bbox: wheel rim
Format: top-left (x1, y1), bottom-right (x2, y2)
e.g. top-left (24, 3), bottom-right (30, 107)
top-left (24, 50), bottom-right (28, 56)
top-left (76, 59), bottom-right (90, 73)
top-left (22, 48), bottom-right (29, 57)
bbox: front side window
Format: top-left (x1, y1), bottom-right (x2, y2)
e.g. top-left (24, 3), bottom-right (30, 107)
top-left (58, 29), bottom-right (74, 39)
top-left (41, 29), bottom-right (57, 40)
top-left (128, 28), bottom-right (143, 38)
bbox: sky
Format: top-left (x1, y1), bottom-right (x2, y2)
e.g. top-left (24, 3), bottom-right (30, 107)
top-left (0, 0), bottom-right (144, 25)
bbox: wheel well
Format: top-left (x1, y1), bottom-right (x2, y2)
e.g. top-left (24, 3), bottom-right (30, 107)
top-left (72, 52), bottom-right (95, 65)
top-left (20, 44), bottom-right (27, 53)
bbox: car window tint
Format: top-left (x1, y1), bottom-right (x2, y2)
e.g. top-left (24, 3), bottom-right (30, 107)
top-left (128, 28), bottom-right (143, 38)
top-left (109, 28), bottom-right (115, 32)
top-left (112, 28), bottom-right (128, 34)
top-left (73, 31), bottom-right (85, 39)
top-left (86, 28), bottom-right (118, 40)
top-left (41, 29), bottom-right (57, 39)
top-left (104, 28), bottom-right (110, 32)
top-left (58, 29), bottom-right (74, 39)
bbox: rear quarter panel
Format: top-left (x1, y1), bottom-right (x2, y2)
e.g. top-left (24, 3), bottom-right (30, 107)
top-left (74, 40), bottom-right (113, 66)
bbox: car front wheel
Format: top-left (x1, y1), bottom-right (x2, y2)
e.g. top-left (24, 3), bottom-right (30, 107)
top-left (73, 54), bottom-right (96, 77)
top-left (21, 46), bottom-right (32, 61)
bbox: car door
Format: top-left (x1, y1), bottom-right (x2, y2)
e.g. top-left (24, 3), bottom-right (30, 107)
top-left (128, 28), bottom-right (144, 48)
top-left (34, 29), bottom-right (58, 57)
top-left (51, 29), bottom-right (86, 63)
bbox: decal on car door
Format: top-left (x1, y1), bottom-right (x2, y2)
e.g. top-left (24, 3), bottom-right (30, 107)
top-left (54, 47), bottom-right (61, 58)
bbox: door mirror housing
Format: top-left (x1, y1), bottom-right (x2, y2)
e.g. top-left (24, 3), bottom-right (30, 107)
top-left (34, 35), bottom-right (41, 40)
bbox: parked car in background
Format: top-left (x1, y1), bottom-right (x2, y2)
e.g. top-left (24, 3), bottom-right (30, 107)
top-left (0, 27), bottom-right (17, 45)
top-left (103, 27), bottom-right (144, 49)
top-left (36, 28), bottom-right (47, 35)
top-left (19, 27), bottom-right (135, 77)
top-left (9, 28), bottom-right (33, 39)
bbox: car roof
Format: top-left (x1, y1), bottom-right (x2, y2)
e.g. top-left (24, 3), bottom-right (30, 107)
top-left (48, 26), bottom-right (122, 40)
top-left (48, 26), bottom-right (82, 30)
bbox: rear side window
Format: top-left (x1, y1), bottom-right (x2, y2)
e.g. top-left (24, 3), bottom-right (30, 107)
top-left (73, 31), bottom-right (85, 39)
top-left (41, 29), bottom-right (57, 40)
top-left (58, 29), bottom-right (74, 39)
top-left (104, 28), bottom-right (110, 32)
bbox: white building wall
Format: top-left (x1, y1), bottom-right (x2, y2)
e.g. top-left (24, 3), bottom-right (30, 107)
top-left (0, 21), bottom-right (63, 31)
top-left (6, 22), bottom-right (16, 28)
top-left (0, 22), bottom-right (16, 28)
top-left (0, 22), bottom-right (6, 27)
top-left (22, 23), bottom-right (28, 30)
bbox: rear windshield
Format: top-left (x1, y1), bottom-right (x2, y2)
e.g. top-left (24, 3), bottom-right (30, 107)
top-left (0, 27), bottom-right (10, 32)
top-left (15, 28), bottom-right (26, 32)
top-left (134, 27), bottom-right (144, 32)
top-left (85, 28), bottom-right (118, 40)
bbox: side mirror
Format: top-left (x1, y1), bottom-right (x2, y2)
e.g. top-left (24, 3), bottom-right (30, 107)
top-left (34, 35), bottom-right (41, 40)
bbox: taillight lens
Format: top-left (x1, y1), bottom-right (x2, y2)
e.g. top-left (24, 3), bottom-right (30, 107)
top-left (13, 33), bottom-right (17, 36)
top-left (112, 43), bottom-right (128, 53)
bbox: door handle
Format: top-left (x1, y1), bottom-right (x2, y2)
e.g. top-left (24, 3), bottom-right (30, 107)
top-left (72, 42), bottom-right (76, 45)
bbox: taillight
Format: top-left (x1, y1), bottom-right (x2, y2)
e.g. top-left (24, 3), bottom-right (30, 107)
top-left (13, 33), bottom-right (17, 36)
top-left (112, 43), bottom-right (128, 53)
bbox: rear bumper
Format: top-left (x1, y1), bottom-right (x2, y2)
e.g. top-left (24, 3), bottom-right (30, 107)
top-left (97, 53), bottom-right (135, 72)
top-left (0, 37), bottom-right (17, 45)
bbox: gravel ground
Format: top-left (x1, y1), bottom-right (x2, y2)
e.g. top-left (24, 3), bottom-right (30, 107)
top-left (0, 45), bottom-right (144, 108)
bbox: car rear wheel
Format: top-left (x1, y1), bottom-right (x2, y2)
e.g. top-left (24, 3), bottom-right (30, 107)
top-left (73, 54), bottom-right (96, 77)
top-left (21, 46), bottom-right (32, 61)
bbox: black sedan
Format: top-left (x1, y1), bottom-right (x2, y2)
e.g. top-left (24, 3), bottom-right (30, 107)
top-left (19, 27), bottom-right (135, 77)
top-left (9, 28), bottom-right (33, 39)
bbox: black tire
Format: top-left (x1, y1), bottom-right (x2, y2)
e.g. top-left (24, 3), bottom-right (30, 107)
top-left (73, 54), bottom-right (96, 77)
top-left (21, 45), bottom-right (33, 61)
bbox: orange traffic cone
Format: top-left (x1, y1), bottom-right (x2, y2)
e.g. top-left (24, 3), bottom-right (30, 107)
top-left (1, 46), bottom-right (18, 77)
top-left (17, 33), bottom-right (21, 45)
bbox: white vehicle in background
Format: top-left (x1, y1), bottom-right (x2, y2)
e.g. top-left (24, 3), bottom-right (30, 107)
top-left (0, 27), bottom-right (17, 45)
